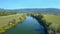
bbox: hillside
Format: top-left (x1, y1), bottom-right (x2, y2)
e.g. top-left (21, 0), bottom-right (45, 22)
top-left (0, 8), bottom-right (60, 14)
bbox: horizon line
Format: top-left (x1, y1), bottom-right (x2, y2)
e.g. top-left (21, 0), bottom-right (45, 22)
top-left (0, 7), bottom-right (60, 10)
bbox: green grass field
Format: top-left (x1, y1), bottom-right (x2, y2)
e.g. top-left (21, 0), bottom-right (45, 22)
top-left (0, 13), bottom-right (26, 33)
top-left (0, 13), bottom-right (26, 28)
top-left (43, 14), bottom-right (60, 25)
top-left (43, 14), bottom-right (60, 34)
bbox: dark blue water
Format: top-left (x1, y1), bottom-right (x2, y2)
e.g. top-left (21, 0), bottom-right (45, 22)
top-left (3, 16), bottom-right (45, 34)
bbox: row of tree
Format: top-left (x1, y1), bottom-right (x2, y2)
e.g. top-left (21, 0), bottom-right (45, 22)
top-left (0, 11), bottom-right (17, 16)
top-left (30, 14), bottom-right (60, 34)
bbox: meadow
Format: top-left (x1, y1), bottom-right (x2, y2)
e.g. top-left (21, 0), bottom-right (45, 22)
top-left (43, 14), bottom-right (60, 26)
top-left (43, 14), bottom-right (60, 34)
top-left (0, 13), bottom-right (26, 33)
top-left (0, 13), bottom-right (26, 28)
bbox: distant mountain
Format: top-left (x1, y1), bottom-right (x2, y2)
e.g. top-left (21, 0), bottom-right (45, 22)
top-left (0, 8), bottom-right (60, 13)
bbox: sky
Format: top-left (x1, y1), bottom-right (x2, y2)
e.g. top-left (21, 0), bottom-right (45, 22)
top-left (0, 0), bottom-right (60, 9)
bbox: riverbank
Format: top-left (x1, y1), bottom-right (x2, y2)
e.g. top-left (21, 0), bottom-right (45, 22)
top-left (0, 13), bottom-right (26, 34)
top-left (3, 16), bottom-right (45, 34)
top-left (43, 14), bottom-right (60, 34)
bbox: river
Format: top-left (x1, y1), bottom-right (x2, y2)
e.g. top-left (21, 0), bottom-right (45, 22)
top-left (3, 16), bottom-right (45, 34)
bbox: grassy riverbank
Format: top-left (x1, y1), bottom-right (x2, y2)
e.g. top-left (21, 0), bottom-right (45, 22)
top-left (0, 13), bottom-right (26, 34)
top-left (28, 13), bottom-right (60, 34)
top-left (43, 14), bottom-right (60, 34)
top-left (43, 14), bottom-right (60, 27)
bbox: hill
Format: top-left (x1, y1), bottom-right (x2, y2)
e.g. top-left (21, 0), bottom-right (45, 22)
top-left (0, 8), bottom-right (60, 14)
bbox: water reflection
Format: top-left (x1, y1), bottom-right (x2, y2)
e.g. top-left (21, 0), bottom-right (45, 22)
top-left (3, 16), bottom-right (45, 34)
